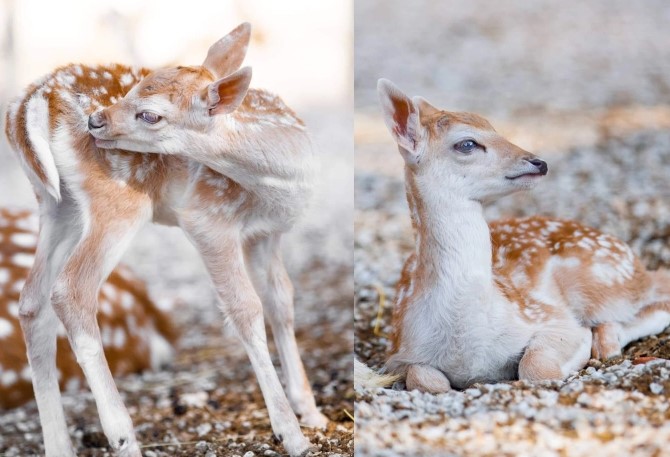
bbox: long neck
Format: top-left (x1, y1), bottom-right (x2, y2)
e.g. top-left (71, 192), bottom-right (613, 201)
top-left (406, 169), bottom-right (493, 301)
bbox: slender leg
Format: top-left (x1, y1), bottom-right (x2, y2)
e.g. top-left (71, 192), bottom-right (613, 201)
top-left (19, 205), bottom-right (81, 457)
top-left (50, 211), bottom-right (149, 457)
top-left (182, 223), bottom-right (310, 457)
top-left (519, 324), bottom-right (592, 381)
top-left (245, 235), bottom-right (328, 428)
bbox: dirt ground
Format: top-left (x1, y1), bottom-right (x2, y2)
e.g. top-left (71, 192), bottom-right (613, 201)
top-left (354, 1), bottom-right (670, 456)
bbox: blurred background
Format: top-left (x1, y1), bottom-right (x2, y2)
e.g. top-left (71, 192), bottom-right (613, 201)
top-left (355, 1), bottom-right (670, 456)
top-left (0, 0), bottom-right (353, 455)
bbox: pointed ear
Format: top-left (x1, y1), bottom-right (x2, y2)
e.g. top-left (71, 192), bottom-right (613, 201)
top-left (377, 79), bottom-right (423, 163)
top-left (413, 96), bottom-right (440, 124)
top-left (204, 67), bottom-right (252, 116)
top-left (203, 22), bottom-right (251, 78)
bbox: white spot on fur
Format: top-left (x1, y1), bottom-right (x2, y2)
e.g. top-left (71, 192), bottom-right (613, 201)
top-left (0, 318), bottom-right (13, 338)
top-left (103, 71), bottom-right (112, 79)
top-left (12, 253), bottom-right (34, 268)
top-left (120, 73), bottom-right (134, 86)
top-left (1, 370), bottom-right (18, 386)
top-left (65, 377), bottom-right (81, 392)
top-left (120, 291), bottom-right (134, 310)
top-left (13, 279), bottom-right (25, 293)
top-left (10, 232), bottom-right (37, 248)
top-left (113, 327), bottom-right (126, 348)
top-left (20, 365), bottom-right (32, 381)
top-left (8, 302), bottom-right (19, 318)
top-left (0, 268), bottom-right (9, 285)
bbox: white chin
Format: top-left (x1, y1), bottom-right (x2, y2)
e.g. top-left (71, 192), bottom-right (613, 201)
top-left (94, 138), bottom-right (116, 149)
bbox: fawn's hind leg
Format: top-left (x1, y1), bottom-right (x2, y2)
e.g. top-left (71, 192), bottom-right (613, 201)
top-left (244, 234), bottom-right (328, 428)
top-left (51, 203), bottom-right (150, 457)
top-left (181, 220), bottom-right (310, 457)
top-left (592, 302), bottom-right (670, 360)
top-left (406, 364), bottom-right (452, 393)
top-left (19, 202), bottom-right (82, 457)
top-left (519, 324), bottom-right (592, 381)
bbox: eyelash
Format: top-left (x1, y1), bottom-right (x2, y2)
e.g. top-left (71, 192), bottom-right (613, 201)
top-left (137, 112), bottom-right (162, 124)
top-left (454, 139), bottom-right (481, 153)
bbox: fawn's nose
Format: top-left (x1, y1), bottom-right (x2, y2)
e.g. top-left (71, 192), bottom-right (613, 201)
top-left (525, 158), bottom-right (548, 175)
top-left (88, 112), bottom-right (106, 130)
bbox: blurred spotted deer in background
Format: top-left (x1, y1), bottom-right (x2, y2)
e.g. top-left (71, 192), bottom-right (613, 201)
top-left (357, 79), bottom-right (670, 393)
top-left (0, 207), bottom-right (176, 409)
top-left (5, 23), bottom-right (325, 457)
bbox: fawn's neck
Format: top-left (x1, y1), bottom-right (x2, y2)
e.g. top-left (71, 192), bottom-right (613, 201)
top-left (406, 170), bottom-right (493, 300)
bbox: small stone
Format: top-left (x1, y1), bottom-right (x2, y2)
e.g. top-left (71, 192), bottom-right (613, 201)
top-left (197, 423), bottom-right (212, 437)
top-left (650, 383), bottom-right (664, 394)
top-left (465, 388), bottom-right (482, 398)
top-left (243, 452), bottom-right (255, 457)
top-left (195, 440), bottom-right (208, 451)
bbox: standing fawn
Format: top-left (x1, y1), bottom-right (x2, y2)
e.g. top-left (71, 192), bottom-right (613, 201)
top-left (365, 79), bottom-right (670, 393)
top-left (5, 23), bottom-right (325, 457)
top-left (0, 207), bottom-right (176, 409)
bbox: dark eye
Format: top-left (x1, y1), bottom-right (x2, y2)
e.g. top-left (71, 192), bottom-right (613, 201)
top-left (454, 139), bottom-right (480, 153)
top-left (137, 112), bottom-right (162, 124)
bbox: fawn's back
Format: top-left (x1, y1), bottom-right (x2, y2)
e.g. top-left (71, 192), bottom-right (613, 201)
top-left (5, 63), bottom-right (311, 229)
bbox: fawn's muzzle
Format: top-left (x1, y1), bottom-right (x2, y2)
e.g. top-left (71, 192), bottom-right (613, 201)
top-left (525, 158), bottom-right (548, 175)
top-left (88, 112), bottom-right (106, 130)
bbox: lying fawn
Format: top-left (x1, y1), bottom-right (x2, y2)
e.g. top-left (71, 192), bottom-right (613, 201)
top-left (5, 23), bottom-right (325, 457)
top-left (371, 79), bottom-right (670, 393)
top-left (0, 207), bottom-right (176, 409)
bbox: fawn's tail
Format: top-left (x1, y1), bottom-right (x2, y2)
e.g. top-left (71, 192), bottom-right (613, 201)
top-left (354, 358), bottom-right (400, 389)
top-left (5, 90), bottom-right (62, 201)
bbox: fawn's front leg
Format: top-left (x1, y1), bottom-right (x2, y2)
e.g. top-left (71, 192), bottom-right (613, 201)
top-left (244, 234), bottom-right (328, 428)
top-left (182, 222), bottom-right (311, 456)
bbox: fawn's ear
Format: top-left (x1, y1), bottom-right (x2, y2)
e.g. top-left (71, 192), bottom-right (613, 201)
top-left (413, 96), bottom-right (440, 123)
top-left (378, 79), bottom-right (424, 163)
top-left (203, 22), bottom-right (251, 78)
top-left (204, 67), bottom-right (252, 116)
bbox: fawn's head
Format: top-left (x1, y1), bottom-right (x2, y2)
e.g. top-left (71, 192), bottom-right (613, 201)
top-left (378, 79), bottom-right (547, 203)
top-left (88, 23), bottom-right (253, 152)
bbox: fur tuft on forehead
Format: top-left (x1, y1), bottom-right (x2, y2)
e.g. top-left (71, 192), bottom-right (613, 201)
top-left (431, 111), bottom-right (496, 132)
top-left (139, 66), bottom-right (214, 98)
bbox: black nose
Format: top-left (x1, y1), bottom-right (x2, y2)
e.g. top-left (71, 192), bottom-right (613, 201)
top-left (526, 158), bottom-right (548, 175)
top-left (88, 113), bottom-right (105, 130)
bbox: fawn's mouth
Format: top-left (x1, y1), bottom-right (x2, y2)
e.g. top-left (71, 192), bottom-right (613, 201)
top-left (93, 138), bottom-right (116, 149)
top-left (505, 172), bottom-right (545, 180)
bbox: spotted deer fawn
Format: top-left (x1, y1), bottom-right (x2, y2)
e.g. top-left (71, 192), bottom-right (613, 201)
top-left (362, 79), bottom-right (670, 393)
top-left (5, 23), bottom-right (325, 457)
top-left (0, 208), bottom-right (176, 409)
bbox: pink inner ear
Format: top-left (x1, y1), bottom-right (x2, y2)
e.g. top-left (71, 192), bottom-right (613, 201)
top-left (208, 69), bottom-right (252, 115)
top-left (392, 97), bottom-right (411, 138)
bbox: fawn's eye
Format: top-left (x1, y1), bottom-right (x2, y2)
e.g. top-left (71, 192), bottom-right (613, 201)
top-left (454, 139), bottom-right (480, 154)
top-left (137, 112), bottom-right (162, 124)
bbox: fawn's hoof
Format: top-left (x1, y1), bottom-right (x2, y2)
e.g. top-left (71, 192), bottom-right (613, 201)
top-left (300, 410), bottom-right (329, 429)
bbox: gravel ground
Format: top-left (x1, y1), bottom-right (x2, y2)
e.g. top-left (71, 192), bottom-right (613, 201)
top-left (354, 1), bottom-right (670, 456)
top-left (0, 106), bottom-right (353, 456)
